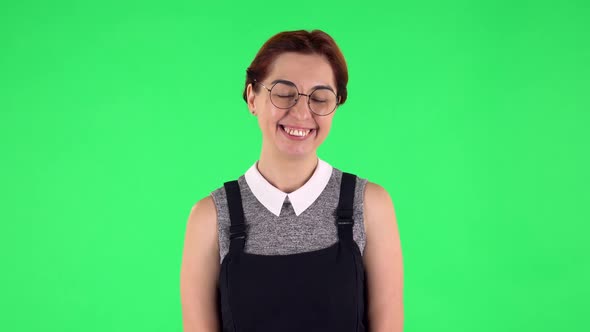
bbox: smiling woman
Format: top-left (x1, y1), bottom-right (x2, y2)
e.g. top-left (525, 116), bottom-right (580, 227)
top-left (180, 29), bottom-right (403, 332)
top-left (247, 51), bottom-right (339, 158)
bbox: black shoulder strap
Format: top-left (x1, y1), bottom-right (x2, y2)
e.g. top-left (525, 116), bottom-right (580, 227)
top-left (336, 172), bottom-right (357, 243)
top-left (223, 180), bottom-right (247, 255)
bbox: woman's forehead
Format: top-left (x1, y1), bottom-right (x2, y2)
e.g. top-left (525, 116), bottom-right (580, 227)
top-left (267, 53), bottom-right (336, 89)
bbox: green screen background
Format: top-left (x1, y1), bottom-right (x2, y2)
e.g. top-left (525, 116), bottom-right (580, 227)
top-left (1, 1), bottom-right (588, 331)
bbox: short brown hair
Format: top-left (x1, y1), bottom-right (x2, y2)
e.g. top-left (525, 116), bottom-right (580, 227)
top-left (243, 29), bottom-right (349, 105)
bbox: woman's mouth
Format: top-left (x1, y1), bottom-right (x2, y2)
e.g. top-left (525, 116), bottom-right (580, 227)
top-left (279, 125), bottom-right (315, 140)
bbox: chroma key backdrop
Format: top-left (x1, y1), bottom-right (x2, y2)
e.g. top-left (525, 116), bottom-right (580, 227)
top-left (1, 1), bottom-right (588, 331)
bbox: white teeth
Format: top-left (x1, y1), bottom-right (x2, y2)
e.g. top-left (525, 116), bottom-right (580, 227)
top-left (283, 126), bottom-right (311, 137)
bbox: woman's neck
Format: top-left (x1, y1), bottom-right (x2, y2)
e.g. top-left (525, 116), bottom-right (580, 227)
top-left (256, 151), bottom-right (319, 194)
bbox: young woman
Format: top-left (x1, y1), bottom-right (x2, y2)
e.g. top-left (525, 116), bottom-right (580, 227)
top-left (181, 29), bottom-right (403, 332)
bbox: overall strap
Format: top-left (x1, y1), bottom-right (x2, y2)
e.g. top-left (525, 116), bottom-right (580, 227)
top-left (336, 172), bottom-right (357, 244)
top-left (223, 180), bottom-right (247, 255)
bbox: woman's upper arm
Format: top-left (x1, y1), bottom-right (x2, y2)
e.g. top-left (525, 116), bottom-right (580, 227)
top-left (180, 195), bottom-right (221, 332)
top-left (363, 181), bottom-right (404, 332)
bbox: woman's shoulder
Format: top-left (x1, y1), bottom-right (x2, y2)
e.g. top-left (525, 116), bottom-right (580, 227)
top-left (358, 173), bottom-right (394, 213)
top-left (331, 167), bottom-right (395, 231)
top-left (188, 195), bottom-right (217, 230)
top-left (209, 174), bottom-right (246, 199)
top-left (361, 179), bottom-right (397, 238)
top-left (364, 180), bottom-right (390, 199)
top-left (182, 194), bottom-right (220, 268)
top-left (331, 167), bottom-right (371, 199)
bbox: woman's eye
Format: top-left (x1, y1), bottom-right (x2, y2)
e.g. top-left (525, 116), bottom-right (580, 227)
top-left (311, 98), bottom-right (327, 103)
top-left (277, 95), bottom-right (295, 98)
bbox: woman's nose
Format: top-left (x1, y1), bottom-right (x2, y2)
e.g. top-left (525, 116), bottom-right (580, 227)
top-left (290, 95), bottom-right (313, 118)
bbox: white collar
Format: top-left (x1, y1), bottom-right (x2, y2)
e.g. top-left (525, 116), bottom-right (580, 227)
top-left (244, 157), bottom-right (333, 217)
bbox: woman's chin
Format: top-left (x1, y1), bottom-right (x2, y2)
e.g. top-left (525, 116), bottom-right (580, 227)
top-left (275, 142), bottom-right (316, 157)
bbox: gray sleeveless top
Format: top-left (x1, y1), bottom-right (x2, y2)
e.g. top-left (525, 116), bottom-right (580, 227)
top-left (210, 167), bottom-right (368, 263)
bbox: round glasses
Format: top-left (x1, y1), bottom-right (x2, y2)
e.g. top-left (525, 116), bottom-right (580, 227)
top-left (254, 79), bottom-right (339, 116)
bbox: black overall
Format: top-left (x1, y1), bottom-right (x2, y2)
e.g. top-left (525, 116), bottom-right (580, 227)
top-left (217, 172), bottom-right (369, 332)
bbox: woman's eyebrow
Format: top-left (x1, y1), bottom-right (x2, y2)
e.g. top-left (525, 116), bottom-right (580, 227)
top-left (270, 79), bottom-right (335, 93)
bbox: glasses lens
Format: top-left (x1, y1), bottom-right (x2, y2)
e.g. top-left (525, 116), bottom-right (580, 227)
top-left (309, 88), bottom-right (337, 115)
top-left (270, 83), bottom-right (298, 109)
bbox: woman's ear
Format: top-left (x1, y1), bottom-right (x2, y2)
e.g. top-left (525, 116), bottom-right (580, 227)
top-left (246, 83), bottom-right (257, 115)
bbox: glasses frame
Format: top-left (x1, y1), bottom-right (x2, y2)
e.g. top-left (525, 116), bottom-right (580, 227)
top-left (253, 78), bottom-right (339, 116)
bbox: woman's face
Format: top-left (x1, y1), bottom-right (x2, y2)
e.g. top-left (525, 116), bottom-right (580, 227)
top-left (246, 52), bottom-right (339, 159)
